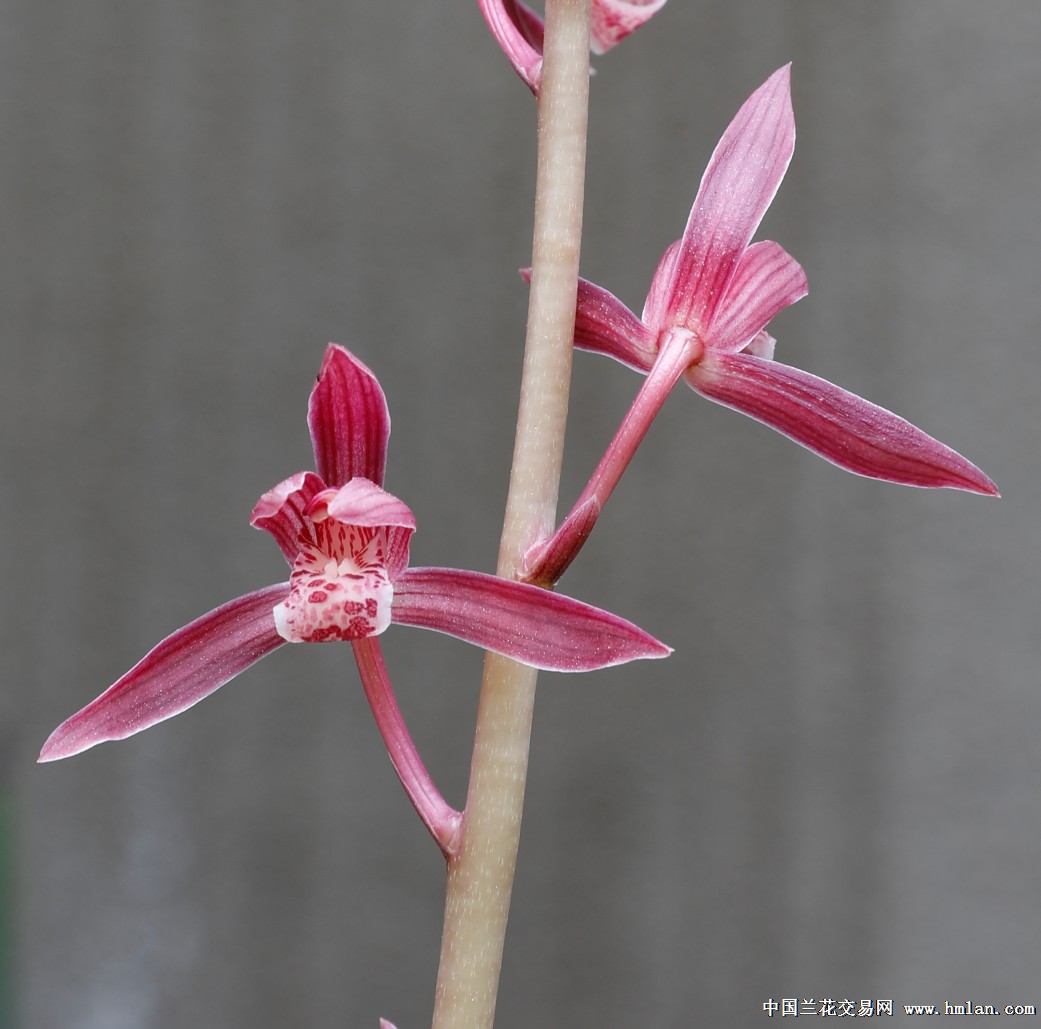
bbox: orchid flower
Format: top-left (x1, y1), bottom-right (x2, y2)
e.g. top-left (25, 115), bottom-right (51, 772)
top-left (40, 344), bottom-right (669, 767)
top-left (524, 65), bottom-right (997, 585)
top-left (479, 0), bottom-right (666, 93)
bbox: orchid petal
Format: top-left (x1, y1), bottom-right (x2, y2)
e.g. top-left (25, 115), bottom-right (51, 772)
top-left (478, 0), bottom-right (544, 94)
top-left (589, 0), bottom-right (668, 54)
top-left (38, 584), bottom-right (292, 762)
top-left (705, 241), bottom-right (807, 353)
top-left (688, 351), bottom-right (999, 494)
top-left (641, 239), bottom-right (681, 332)
top-left (665, 66), bottom-right (796, 334)
top-left (309, 344), bottom-right (391, 490)
top-left (321, 478), bottom-right (416, 578)
top-left (250, 470), bottom-right (327, 563)
top-left (322, 478), bottom-right (416, 532)
top-left (392, 567), bottom-right (671, 670)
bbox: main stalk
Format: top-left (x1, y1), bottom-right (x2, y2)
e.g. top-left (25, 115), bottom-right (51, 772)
top-left (430, 2), bottom-right (591, 1025)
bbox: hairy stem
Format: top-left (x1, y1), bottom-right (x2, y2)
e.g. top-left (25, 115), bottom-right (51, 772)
top-left (430, 1), bottom-right (590, 1025)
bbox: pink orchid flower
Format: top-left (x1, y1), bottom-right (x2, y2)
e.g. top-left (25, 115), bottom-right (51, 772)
top-left (479, 0), bottom-right (666, 93)
top-left (524, 65), bottom-right (996, 585)
top-left (40, 344), bottom-right (669, 763)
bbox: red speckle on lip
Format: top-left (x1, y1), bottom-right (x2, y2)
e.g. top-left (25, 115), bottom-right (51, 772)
top-left (308, 624), bottom-right (351, 642)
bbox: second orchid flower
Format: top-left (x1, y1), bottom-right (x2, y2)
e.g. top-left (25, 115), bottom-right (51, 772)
top-left (525, 65), bottom-right (997, 585)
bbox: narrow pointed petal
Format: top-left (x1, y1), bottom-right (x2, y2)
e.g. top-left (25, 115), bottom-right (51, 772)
top-left (250, 470), bottom-right (327, 563)
top-left (39, 584), bottom-right (292, 762)
top-left (705, 241), bottom-right (807, 353)
top-left (309, 344), bottom-right (391, 490)
top-left (589, 0), bottom-right (668, 55)
top-left (478, 0), bottom-right (544, 93)
top-left (392, 567), bottom-right (671, 671)
top-left (665, 66), bottom-right (796, 334)
top-left (688, 351), bottom-right (999, 494)
top-left (641, 239), bottom-right (681, 331)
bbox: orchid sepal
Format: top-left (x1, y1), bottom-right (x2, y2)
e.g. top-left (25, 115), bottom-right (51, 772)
top-left (309, 344), bottom-right (391, 489)
top-left (575, 275), bottom-right (657, 372)
top-left (663, 65), bottom-right (796, 336)
top-left (522, 265), bottom-right (657, 372)
top-left (688, 350), bottom-right (999, 495)
top-left (391, 567), bottom-right (671, 671)
top-left (38, 584), bottom-right (291, 762)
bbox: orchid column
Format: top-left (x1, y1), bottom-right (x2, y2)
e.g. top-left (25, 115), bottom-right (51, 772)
top-left (431, 0), bottom-right (591, 1024)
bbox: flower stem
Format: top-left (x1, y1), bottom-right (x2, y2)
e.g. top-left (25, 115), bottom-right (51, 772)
top-left (525, 327), bottom-right (701, 586)
top-left (352, 638), bottom-right (461, 857)
top-left (430, 1), bottom-right (590, 1025)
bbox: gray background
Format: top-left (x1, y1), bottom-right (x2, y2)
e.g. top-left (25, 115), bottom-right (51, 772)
top-left (3, 1), bottom-right (1038, 1026)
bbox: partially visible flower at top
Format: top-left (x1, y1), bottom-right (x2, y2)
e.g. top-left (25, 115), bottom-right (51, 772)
top-left (524, 65), bottom-right (997, 585)
top-left (479, 0), bottom-right (666, 93)
top-left (40, 345), bottom-right (669, 762)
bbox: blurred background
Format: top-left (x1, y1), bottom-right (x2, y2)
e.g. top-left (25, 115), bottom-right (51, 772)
top-left (2, 1), bottom-right (1038, 1025)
